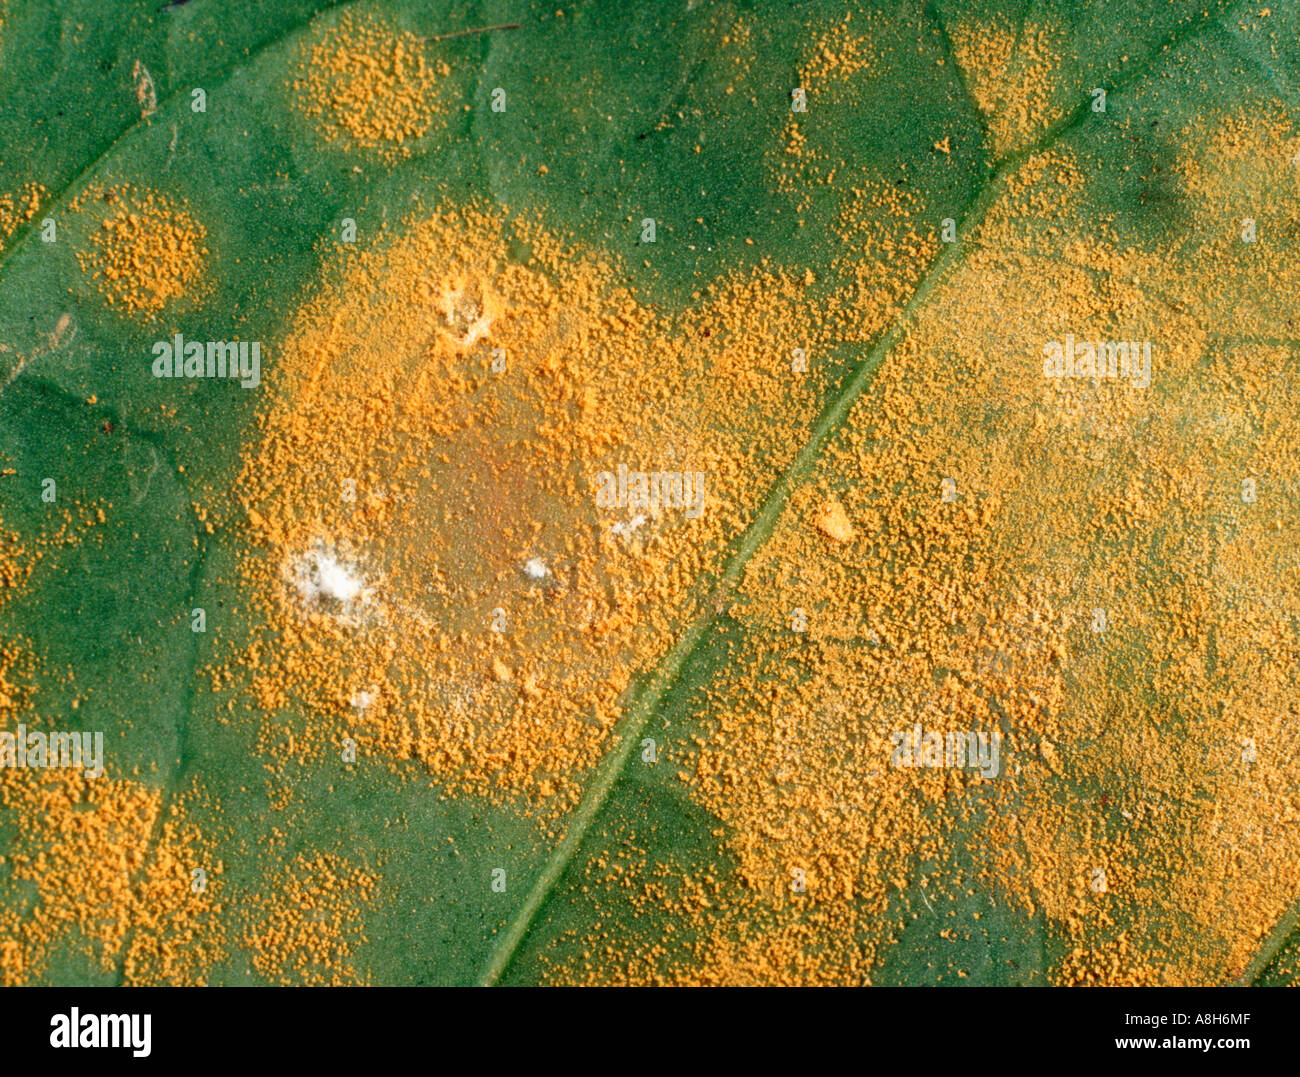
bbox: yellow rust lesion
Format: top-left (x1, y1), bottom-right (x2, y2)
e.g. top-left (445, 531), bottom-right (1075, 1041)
top-left (226, 202), bottom-right (833, 817)
top-left (72, 184), bottom-right (208, 318)
top-left (291, 12), bottom-right (451, 158)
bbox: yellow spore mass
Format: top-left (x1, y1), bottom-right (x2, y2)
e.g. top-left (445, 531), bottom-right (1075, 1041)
top-left (0, 768), bottom-right (225, 985)
top-left (948, 18), bottom-right (1065, 157)
top-left (292, 13), bottom-right (449, 155)
top-left (0, 182), bottom-right (45, 254)
top-left (242, 853), bottom-right (378, 986)
top-left (73, 185), bottom-right (207, 317)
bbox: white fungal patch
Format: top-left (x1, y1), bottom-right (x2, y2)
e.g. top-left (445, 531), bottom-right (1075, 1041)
top-left (285, 540), bottom-right (376, 624)
top-left (350, 686), bottom-right (378, 712)
top-left (522, 557), bottom-right (549, 579)
top-left (303, 553), bottom-right (362, 603)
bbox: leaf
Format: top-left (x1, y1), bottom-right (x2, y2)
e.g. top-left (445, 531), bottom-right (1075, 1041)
top-left (1, 0), bottom-right (1298, 987)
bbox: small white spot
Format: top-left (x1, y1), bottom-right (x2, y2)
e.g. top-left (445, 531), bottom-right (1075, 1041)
top-left (285, 541), bottom-right (375, 624)
top-left (610, 514), bottom-right (647, 538)
top-left (523, 557), bottom-right (549, 579)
